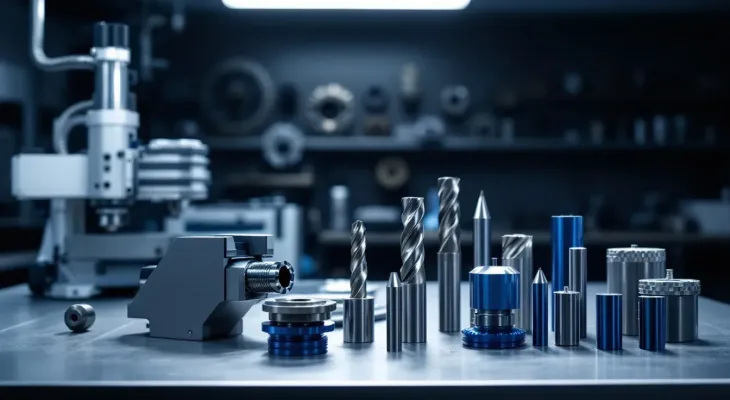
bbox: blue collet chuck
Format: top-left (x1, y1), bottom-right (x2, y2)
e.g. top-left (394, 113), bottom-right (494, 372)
top-left (462, 265), bottom-right (526, 349)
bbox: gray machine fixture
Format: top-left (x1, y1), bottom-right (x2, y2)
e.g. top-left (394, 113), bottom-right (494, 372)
top-left (606, 245), bottom-right (666, 336)
top-left (502, 234), bottom-right (533, 333)
top-left (639, 269), bottom-right (701, 343)
top-left (127, 234), bottom-right (294, 341)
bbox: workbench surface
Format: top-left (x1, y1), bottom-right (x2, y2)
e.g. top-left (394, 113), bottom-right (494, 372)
top-left (1, 281), bottom-right (729, 398)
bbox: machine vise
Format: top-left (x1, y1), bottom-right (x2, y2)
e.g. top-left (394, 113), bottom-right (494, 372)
top-left (128, 234), bottom-right (294, 341)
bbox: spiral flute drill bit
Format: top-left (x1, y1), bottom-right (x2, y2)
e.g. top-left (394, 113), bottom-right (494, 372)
top-left (344, 220), bottom-right (374, 343)
top-left (502, 234), bottom-right (533, 333)
top-left (400, 197), bottom-right (426, 343)
top-left (438, 177), bottom-right (461, 333)
top-left (350, 220), bottom-right (367, 299)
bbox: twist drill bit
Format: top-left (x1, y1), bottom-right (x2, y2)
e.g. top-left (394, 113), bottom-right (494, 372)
top-left (400, 196), bottom-right (426, 343)
top-left (400, 197), bottom-right (425, 284)
top-left (343, 220), bottom-right (374, 343)
top-left (502, 234), bottom-right (533, 332)
top-left (473, 191), bottom-right (491, 268)
top-left (350, 220), bottom-right (367, 299)
top-left (437, 177), bottom-right (461, 333)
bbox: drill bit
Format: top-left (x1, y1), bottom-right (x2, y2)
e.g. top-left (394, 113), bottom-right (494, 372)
top-left (502, 234), bottom-right (533, 332)
top-left (350, 220), bottom-right (367, 298)
top-left (473, 191), bottom-right (491, 267)
top-left (438, 177), bottom-right (460, 253)
top-left (400, 197), bottom-right (425, 284)
top-left (400, 196), bottom-right (426, 343)
top-left (437, 177), bottom-right (461, 333)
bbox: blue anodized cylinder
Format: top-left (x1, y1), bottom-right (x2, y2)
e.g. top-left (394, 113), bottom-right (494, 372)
top-left (551, 215), bottom-right (583, 330)
top-left (532, 274), bottom-right (548, 347)
top-left (596, 293), bottom-right (622, 350)
top-left (639, 295), bottom-right (666, 351)
top-left (470, 266), bottom-right (520, 311)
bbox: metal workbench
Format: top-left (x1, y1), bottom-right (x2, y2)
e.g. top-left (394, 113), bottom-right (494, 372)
top-left (1, 281), bottom-right (729, 399)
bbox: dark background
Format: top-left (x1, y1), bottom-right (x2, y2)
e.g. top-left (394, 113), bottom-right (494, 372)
top-left (1, 0), bottom-right (729, 301)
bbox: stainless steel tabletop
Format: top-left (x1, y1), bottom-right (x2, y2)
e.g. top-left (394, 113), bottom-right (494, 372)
top-left (0, 281), bottom-right (729, 398)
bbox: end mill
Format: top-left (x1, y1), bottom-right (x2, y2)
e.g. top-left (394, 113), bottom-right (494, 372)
top-left (438, 177), bottom-right (461, 333)
top-left (473, 191), bottom-right (491, 268)
top-left (343, 220), bottom-right (374, 343)
top-left (502, 234), bottom-right (533, 332)
top-left (400, 196), bottom-right (426, 343)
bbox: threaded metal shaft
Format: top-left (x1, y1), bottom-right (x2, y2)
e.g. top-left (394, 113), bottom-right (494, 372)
top-left (245, 261), bottom-right (295, 294)
top-left (350, 220), bottom-right (368, 298)
top-left (400, 197), bottom-right (425, 284)
top-left (437, 177), bottom-right (460, 254)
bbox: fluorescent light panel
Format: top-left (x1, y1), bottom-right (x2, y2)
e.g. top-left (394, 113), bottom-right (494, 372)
top-left (222, 0), bottom-right (470, 10)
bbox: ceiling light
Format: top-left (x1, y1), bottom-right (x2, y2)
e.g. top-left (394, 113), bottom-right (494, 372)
top-left (222, 0), bottom-right (470, 11)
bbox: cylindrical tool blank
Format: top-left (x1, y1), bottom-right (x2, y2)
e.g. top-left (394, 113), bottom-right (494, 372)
top-left (568, 247), bottom-right (587, 338)
top-left (596, 293), bottom-right (622, 351)
top-left (532, 277), bottom-right (548, 347)
top-left (343, 297), bottom-right (374, 343)
top-left (386, 273), bottom-right (402, 352)
top-left (606, 245), bottom-right (665, 336)
top-left (402, 282), bottom-right (426, 343)
top-left (665, 295), bottom-right (698, 343)
top-left (502, 234), bottom-right (533, 333)
top-left (551, 216), bottom-right (583, 331)
top-left (639, 295), bottom-right (666, 351)
top-left (554, 287), bottom-right (580, 346)
top-left (438, 252), bottom-right (461, 333)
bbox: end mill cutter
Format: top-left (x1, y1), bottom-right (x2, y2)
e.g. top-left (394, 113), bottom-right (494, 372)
top-left (400, 196), bottom-right (426, 343)
top-left (387, 272), bottom-right (403, 352)
top-left (343, 220), bottom-right (374, 343)
top-left (473, 191), bottom-right (491, 267)
top-left (503, 234), bottom-right (533, 332)
top-left (438, 177), bottom-right (461, 333)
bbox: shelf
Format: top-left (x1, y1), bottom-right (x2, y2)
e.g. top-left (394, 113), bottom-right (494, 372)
top-left (205, 136), bottom-right (725, 153)
top-left (318, 230), bottom-right (730, 246)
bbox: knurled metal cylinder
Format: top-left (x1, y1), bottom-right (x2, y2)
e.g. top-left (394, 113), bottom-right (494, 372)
top-left (502, 234), bottom-right (532, 333)
top-left (387, 272), bottom-right (402, 352)
top-left (554, 287), bottom-right (580, 346)
top-left (551, 215), bottom-right (583, 331)
top-left (532, 272), bottom-right (548, 347)
top-left (639, 295), bottom-right (666, 351)
top-left (438, 252), bottom-right (461, 332)
top-left (596, 293), bottom-right (622, 351)
top-left (639, 270), bottom-right (700, 343)
top-left (343, 297), bottom-right (374, 343)
top-left (606, 245), bottom-right (666, 336)
top-left (244, 261), bottom-right (295, 294)
top-left (568, 247), bottom-right (587, 338)
top-left (402, 282), bottom-right (426, 343)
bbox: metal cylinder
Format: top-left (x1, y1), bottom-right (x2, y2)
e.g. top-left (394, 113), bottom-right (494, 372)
top-left (551, 215), bottom-right (583, 330)
top-left (243, 261), bottom-right (295, 294)
top-left (343, 297), bottom-right (374, 343)
top-left (639, 270), bottom-right (700, 343)
top-left (438, 253), bottom-right (461, 332)
top-left (64, 304), bottom-right (96, 333)
top-left (95, 60), bottom-right (129, 110)
top-left (554, 287), bottom-right (580, 346)
top-left (532, 269), bottom-right (548, 347)
top-left (596, 293), bottom-right (622, 351)
top-left (606, 245), bottom-right (666, 336)
top-left (568, 247), bottom-right (587, 338)
top-left (503, 234), bottom-right (533, 332)
top-left (387, 272), bottom-right (402, 352)
top-left (639, 295), bottom-right (666, 351)
top-left (402, 282), bottom-right (426, 343)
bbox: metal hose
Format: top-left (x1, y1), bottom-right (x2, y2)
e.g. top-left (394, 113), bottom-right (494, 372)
top-left (53, 100), bottom-right (93, 154)
top-left (32, 0), bottom-right (94, 71)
